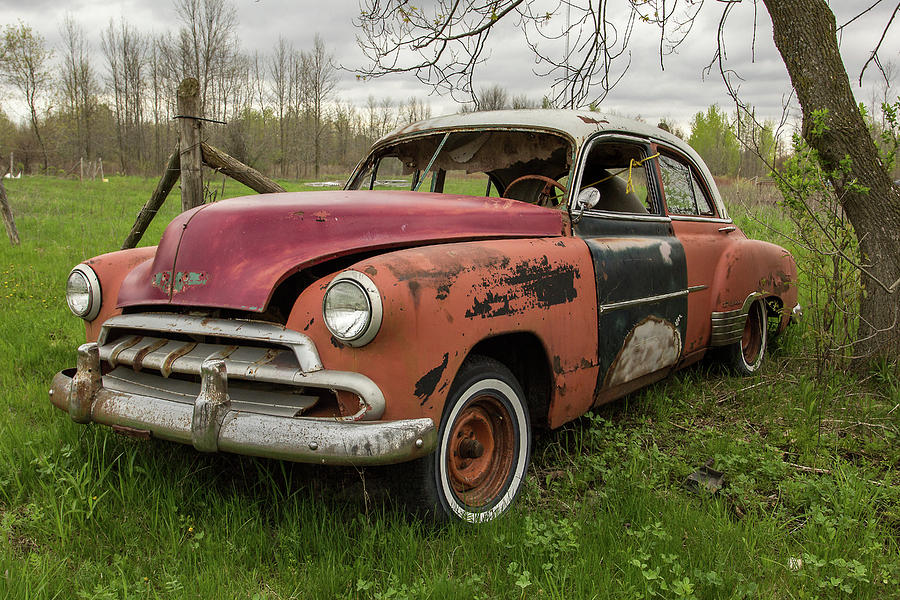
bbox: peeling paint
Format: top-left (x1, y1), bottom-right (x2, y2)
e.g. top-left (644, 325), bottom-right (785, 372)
top-left (151, 270), bottom-right (208, 295)
top-left (604, 316), bottom-right (682, 387)
top-left (415, 353), bottom-right (449, 405)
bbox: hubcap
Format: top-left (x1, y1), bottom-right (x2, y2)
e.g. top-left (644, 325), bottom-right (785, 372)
top-left (447, 395), bottom-right (515, 507)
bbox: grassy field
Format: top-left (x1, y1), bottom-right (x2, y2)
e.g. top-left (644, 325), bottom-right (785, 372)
top-left (0, 175), bottom-right (898, 599)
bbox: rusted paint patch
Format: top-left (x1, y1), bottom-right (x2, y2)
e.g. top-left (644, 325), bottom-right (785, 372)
top-left (415, 352), bottom-right (449, 405)
top-left (578, 115), bottom-right (609, 125)
top-left (151, 270), bottom-right (208, 295)
top-left (604, 316), bottom-right (682, 387)
top-left (466, 256), bottom-right (579, 319)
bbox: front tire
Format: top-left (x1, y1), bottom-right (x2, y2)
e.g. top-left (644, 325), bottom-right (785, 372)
top-left (728, 299), bottom-right (768, 375)
top-left (400, 356), bottom-right (532, 522)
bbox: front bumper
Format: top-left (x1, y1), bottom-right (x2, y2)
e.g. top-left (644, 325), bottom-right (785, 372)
top-left (49, 343), bottom-right (437, 466)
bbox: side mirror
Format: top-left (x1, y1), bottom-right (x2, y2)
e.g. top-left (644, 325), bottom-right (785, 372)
top-left (576, 187), bottom-right (601, 210)
top-left (572, 187), bottom-right (601, 223)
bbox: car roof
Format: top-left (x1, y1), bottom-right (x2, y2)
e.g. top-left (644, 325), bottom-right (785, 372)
top-left (379, 109), bottom-right (684, 148)
top-left (375, 109), bottom-right (728, 219)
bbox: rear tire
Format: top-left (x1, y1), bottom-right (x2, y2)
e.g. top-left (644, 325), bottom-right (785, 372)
top-left (395, 356), bottom-right (532, 522)
top-left (728, 299), bottom-right (768, 375)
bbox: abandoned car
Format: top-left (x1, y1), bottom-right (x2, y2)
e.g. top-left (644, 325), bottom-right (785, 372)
top-left (51, 110), bottom-right (798, 522)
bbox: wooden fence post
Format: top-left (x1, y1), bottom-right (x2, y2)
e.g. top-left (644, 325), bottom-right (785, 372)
top-left (177, 78), bottom-right (203, 212)
top-left (0, 178), bottom-right (20, 246)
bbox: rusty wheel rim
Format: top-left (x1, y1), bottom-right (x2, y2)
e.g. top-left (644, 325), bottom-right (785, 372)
top-left (446, 394), bottom-right (515, 508)
top-left (741, 302), bottom-right (764, 366)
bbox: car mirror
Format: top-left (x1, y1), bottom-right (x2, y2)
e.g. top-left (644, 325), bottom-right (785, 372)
top-left (576, 187), bottom-right (601, 211)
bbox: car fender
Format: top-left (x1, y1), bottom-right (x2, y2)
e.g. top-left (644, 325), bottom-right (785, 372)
top-left (81, 247), bottom-right (157, 341)
top-left (709, 237), bottom-right (798, 328)
top-left (285, 237), bottom-right (599, 427)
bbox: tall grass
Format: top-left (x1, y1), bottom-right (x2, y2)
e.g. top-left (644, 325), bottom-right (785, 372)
top-left (0, 176), bottom-right (897, 599)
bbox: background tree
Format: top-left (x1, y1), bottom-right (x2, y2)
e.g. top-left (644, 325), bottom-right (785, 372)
top-left (59, 14), bottom-right (99, 165)
top-left (355, 0), bottom-right (900, 359)
top-left (0, 22), bottom-right (52, 173)
top-left (688, 106), bottom-right (741, 177)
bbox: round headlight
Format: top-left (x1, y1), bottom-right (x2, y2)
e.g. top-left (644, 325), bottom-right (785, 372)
top-left (66, 264), bottom-right (101, 321)
top-left (323, 271), bottom-right (383, 346)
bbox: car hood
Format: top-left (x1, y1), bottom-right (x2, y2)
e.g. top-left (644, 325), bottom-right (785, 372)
top-left (116, 190), bottom-right (567, 312)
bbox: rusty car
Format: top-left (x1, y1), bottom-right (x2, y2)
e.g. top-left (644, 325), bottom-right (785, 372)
top-left (51, 110), bottom-right (799, 522)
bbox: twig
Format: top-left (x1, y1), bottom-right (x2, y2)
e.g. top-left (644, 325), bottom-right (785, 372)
top-left (717, 380), bottom-right (769, 404)
top-left (785, 461), bottom-right (831, 475)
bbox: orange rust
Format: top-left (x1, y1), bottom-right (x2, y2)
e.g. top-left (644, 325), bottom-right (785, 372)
top-left (285, 237), bottom-right (599, 428)
top-left (83, 246), bottom-right (157, 341)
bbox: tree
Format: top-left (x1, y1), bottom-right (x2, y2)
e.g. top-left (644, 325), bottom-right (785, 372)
top-left (303, 35), bottom-right (336, 178)
top-left (59, 14), bottom-right (99, 164)
top-left (355, 0), bottom-right (900, 359)
top-left (688, 106), bottom-right (740, 177)
top-left (0, 22), bottom-right (52, 173)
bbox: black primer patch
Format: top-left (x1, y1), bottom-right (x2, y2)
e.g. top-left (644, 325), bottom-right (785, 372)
top-left (415, 353), bottom-right (449, 405)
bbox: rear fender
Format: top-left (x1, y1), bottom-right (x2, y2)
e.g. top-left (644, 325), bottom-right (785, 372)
top-left (710, 239), bottom-right (798, 332)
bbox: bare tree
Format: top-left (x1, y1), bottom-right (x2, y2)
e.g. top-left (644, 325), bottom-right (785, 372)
top-left (355, 0), bottom-right (900, 358)
top-left (0, 22), bottom-right (52, 172)
top-left (101, 18), bottom-right (148, 172)
top-left (172, 0), bottom-right (239, 120)
top-left (303, 35), bottom-right (337, 178)
top-left (476, 84), bottom-right (509, 111)
top-left (59, 14), bottom-right (99, 164)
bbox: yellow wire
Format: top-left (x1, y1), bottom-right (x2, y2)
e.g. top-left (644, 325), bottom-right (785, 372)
top-left (583, 152), bottom-right (660, 193)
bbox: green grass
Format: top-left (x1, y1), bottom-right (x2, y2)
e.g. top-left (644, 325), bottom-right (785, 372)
top-left (0, 175), bottom-right (898, 599)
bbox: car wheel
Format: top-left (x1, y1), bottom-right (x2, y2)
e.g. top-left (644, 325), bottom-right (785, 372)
top-left (729, 299), bottom-right (768, 375)
top-left (399, 356), bottom-right (532, 522)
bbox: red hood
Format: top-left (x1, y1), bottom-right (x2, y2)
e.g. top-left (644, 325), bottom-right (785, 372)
top-left (117, 190), bottom-right (567, 312)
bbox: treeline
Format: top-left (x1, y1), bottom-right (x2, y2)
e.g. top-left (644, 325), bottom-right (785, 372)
top-left (0, 0), bottom-right (432, 179)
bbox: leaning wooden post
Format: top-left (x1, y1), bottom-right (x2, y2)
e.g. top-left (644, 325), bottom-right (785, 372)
top-left (0, 178), bottom-right (20, 246)
top-left (201, 142), bottom-right (286, 194)
top-left (177, 78), bottom-right (203, 212)
top-left (121, 146), bottom-right (181, 249)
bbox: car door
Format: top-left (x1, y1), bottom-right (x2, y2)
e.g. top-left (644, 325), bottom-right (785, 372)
top-left (571, 135), bottom-right (690, 405)
top-left (654, 147), bottom-right (736, 358)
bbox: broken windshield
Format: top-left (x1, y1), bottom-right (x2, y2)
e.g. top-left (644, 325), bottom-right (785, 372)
top-left (348, 129), bottom-right (573, 206)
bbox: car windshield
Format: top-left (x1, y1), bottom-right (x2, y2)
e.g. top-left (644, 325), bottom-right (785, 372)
top-left (347, 129), bottom-right (573, 207)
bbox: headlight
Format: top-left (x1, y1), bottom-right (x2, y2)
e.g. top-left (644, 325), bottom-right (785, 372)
top-left (322, 271), bottom-right (383, 347)
top-left (66, 264), bottom-right (101, 321)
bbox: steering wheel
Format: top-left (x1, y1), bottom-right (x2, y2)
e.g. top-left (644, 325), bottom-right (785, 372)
top-left (503, 175), bottom-right (568, 207)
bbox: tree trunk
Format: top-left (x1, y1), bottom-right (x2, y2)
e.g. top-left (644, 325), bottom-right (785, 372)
top-left (764, 0), bottom-right (900, 359)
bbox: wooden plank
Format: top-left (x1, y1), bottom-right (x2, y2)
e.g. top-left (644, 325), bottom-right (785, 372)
top-left (121, 146), bottom-right (180, 249)
top-left (0, 177), bottom-right (20, 246)
top-left (201, 142), bottom-right (286, 194)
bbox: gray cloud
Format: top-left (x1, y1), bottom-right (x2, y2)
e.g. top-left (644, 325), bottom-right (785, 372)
top-left (0, 0), bottom-right (896, 131)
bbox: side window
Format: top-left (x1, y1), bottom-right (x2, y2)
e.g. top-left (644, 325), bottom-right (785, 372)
top-left (579, 141), bottom-right (655, 214)
top-left (658, 154), bottom-right (716, 216)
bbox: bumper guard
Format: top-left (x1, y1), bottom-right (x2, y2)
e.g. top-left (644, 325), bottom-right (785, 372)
top-left (50, 342), bottom-right (437, 466)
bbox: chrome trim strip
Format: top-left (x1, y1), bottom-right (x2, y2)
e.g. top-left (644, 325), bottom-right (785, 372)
top-left (49, 371), bottom-right (436, 466)
top-left (669, 215), bottom-right (734, 224)
top-left (599, 288), bottom-right (690, 313)
top-left (709, 293), bottom-right (765, 346)
top-left (99, 313), bottom-right (324, 373)
top-left (580, 211), bottom-right (672, 223)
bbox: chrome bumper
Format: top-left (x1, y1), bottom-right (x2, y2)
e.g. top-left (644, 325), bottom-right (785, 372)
top-left (49, 343), bottom-right (437, 466)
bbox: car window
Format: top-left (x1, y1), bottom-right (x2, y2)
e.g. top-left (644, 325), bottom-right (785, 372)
top-left (578, 140), bottom-right (655, 214)
top-left (658, 154), bottom-right (716, 216)
top-left (348, 129), bottom-right (571, 205)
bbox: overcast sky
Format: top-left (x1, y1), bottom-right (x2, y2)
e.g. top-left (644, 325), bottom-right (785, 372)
top-left (0, 0), bottom-right (897, 132)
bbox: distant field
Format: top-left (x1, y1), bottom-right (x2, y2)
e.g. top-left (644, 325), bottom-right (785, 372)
top-left (0, 175), bottom-right (897, 599)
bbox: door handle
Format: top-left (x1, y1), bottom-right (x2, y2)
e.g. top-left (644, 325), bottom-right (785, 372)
top-left (718, 226), bottom-right (736, 234)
